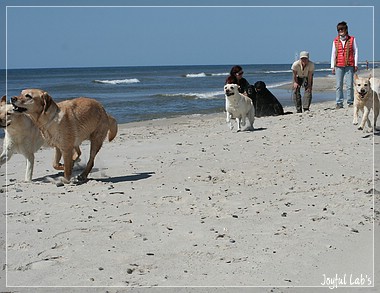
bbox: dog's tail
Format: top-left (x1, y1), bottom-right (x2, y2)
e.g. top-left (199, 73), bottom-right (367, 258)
top-left (107, 114), bottom-right (118, 142)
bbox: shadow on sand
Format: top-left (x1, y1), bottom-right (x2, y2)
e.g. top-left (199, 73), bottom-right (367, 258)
top-left (35, 170), bottom-right (155, 185)
top-left (94, 172), bottom-right (155, 184)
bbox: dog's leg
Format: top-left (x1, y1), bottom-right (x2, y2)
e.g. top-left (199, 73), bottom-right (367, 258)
top-left (374, 98), bottom-right (379, 130)
top-left (236, 118), bottom-right (241, 132)
top-left (359, 107), bottom-right (371, 131)
top-left (241, 115), bottom-right (246, 127)
top-left (0, 142), bottom-right (15, 167)
top-left (54, 147), bottom-right (82, 170)
top-left (53, 147), bottom-right (64, 170)
top-left (0, 152), bottom-right (6, 166)
top-left (77, 140), bottom-right (103, 182)
top-left (0, 150), bottom-right (9, 167)
top-left (73, 146), bottom-right (81, 162)
top-left (62, 150), bottom-right (74, 183)
top-left (24, 153), bottom-right (35, 181)
top-left (248, 109), bottom-right (255, 131)
top-left (352, 105), bottom-right (359, 125)
top-left (226, 112), bottom-right (233, 130)
top-left (374, 110), bottom-right (379, 130)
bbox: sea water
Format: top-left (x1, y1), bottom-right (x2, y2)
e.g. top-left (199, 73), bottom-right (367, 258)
top-left (1, 63), bottom-right (334, 124)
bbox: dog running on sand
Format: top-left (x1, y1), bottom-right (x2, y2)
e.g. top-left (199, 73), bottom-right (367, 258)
top-left (12, 89), bottom-right (117, 183)
top-left (0, 95), bottom-right (45, 181)
top-left (353, 75), bottom-right (379, 131)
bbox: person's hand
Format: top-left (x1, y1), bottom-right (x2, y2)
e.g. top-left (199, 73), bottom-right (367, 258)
top-left (354, 66), bottom-right (358, 72)
top-left (293, 82), bottom-right (299, 89)
top-left (332, 68), bottom-right (335, 75)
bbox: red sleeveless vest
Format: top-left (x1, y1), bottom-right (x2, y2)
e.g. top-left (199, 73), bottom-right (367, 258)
top-left (334, 35), bottom-right (355, 67)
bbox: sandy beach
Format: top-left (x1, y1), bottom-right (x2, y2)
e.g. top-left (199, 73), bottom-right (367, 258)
top-left (0, 70), bottom-right (379, 292)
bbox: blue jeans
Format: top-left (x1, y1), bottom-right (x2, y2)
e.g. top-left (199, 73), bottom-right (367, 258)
top-left (335, 66), bottom-right (354, 106)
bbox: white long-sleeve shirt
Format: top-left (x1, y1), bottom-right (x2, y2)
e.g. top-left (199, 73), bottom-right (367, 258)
top-left (330, 37), bottom-right (358, 68)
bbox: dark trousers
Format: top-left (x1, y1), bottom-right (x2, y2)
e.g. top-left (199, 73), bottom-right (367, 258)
top-left (292, 77), bottom-right (312, 112)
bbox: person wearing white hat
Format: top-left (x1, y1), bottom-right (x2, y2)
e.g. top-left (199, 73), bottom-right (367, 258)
top-left (291, 51), bottom-right (315, 113)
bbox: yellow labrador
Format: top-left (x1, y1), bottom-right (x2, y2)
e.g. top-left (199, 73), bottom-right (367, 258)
top-left (224, 84), bottom-right (255, 132)
top-left (0, 95), bottom-right (45, 181)
top-left (12, 89), bottom-right (118, 183)
top-left (353, 75), bottom-right (379, 131)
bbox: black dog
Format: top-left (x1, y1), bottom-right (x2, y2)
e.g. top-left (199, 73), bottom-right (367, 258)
top-left (247, 81), bottom-right (288, 117)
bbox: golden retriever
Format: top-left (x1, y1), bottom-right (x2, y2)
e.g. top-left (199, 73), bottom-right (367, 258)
top-left (11, 89), bottom-right (118, 183)
top-left (353, 75), bottom-right (379, 131)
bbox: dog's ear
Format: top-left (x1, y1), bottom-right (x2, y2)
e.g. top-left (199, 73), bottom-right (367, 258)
top-left (354, 74), bottom-right (359, 81)
top-left (368, 74), bottom-right (372, 79)
top-left (42, 92), bottom-right (52, 113)
top-left (1, 95), bottom-right (6, 104)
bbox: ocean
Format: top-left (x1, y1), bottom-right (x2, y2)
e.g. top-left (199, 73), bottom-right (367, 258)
top-left (1, 63), bottom-right (335, 125)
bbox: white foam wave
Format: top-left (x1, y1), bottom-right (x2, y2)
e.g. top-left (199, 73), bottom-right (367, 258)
top-left (192, 91), bottom-right (224, 99)
top-left (161, 91), bottom-right (224, 99)
top-left (93, 78), bottom-right (140, 85)
top-left (186, 73), bottom-right (207, 78)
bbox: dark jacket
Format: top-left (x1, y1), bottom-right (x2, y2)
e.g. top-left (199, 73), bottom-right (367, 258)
top-left (225, 76), bottom-right (250, 94)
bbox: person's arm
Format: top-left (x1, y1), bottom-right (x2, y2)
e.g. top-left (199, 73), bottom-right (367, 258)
top-left (292, 70), bottom-right (299, 89)
top-left (331, 41), bottom-right (336, 74)
top-left (307, 71), bottom-right (313, 92)
top-left (353, 38), bottom-right (359, 72)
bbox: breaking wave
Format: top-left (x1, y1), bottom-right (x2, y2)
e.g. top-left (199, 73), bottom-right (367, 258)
top-left (93, 78), bottom-right (140, 84)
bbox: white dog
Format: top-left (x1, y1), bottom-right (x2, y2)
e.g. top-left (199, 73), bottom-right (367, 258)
top-left (370, 76), bottom-right (380, 96)
top-left (224, 84), bottom-right (255, 131)
top-left (0, 95), bottom-right (45, 181)
top-left (353, 75), bottom-right (379, 131)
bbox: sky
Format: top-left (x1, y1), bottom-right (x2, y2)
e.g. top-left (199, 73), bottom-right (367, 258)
top-left (1, 0), bottom-right (379, 69)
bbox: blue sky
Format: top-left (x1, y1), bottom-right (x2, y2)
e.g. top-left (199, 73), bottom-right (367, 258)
top-left (1, 0), bottom-right (378, 69)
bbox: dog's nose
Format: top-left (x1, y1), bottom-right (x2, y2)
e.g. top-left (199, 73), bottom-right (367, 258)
top-left (360, 89), bottom-right (366, 93)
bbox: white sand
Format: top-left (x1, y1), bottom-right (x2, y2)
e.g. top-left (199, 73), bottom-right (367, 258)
top-left (0, 71), bottom-right (379, 292)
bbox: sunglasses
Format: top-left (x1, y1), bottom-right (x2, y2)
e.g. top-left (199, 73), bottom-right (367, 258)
top-left (236, 71), bottom-right (244, 76)
top-left (337, 28), bottom-right (346, 32)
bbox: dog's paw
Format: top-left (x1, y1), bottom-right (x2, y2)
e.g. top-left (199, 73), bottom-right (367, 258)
top-left (358, 126), bottom-right (363, 130)
top-left (75, 174), bottom-right (88, 184)
top-left (59, 177), bottom-right (71, 185)
top-left (353, 121), bottom-right (358, 125)
top-left (53, 163), bottom-right (65, 170)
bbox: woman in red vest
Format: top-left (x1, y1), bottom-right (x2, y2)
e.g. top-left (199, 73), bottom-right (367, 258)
top-left (330, 21), bottom-right (358, 109)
